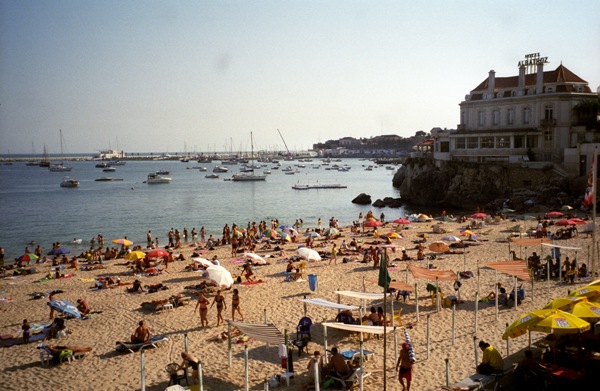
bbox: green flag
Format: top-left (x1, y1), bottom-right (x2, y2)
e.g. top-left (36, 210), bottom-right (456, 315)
top-left (378, 248), bottom-right (391, 288)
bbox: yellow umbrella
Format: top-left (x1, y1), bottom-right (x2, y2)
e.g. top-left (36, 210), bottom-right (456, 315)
top-left (588, 279), bottom-right (600, 287)
top-left (126, 251), bottom-right (146, 260)
top-left (112, 238), bottom-right (133, 246)
top-left (543, 295), bottom-right (587, 310)
top-left (386, 232), bottom-right (401, 239)
top-left (568, 285), bottom-right (600, 301)
top-left (569, 301), bottom-right (600, 321)
top-left (502, 309), bottom-right (590, 340)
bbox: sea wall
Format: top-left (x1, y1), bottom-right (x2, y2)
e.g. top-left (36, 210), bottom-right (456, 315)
top-left (392, 158), bottom-right (587, 210)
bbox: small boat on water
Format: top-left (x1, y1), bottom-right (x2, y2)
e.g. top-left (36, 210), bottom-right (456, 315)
top-left (146, 173), bottom-right (172, 184)
top-left (95, 177), bottom-right (113, 181)
top-left (103, 167), bottom-right (116, 172)
top-left (60, 177), bottom-right (80, 188)
top-left (108, 160), bottom-right (126, 166)
top-left (205, 174), bottom-right (220, 179)
top-left (213, 165), bottom-right (228, 173)
top-left (292, 183), bottom-right (347, 190)
top-left (96, 162), bottom-right (110, 168)
top-left (263, 169), bottom-right (271, 174)
top-left (192, 166), bottom-right (207, 171)
top-left (156, 170), bottom-right (170, 175)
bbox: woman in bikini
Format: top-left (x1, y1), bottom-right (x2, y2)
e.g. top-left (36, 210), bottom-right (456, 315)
top-left (231, 289), bottom-right (244, 321)
top-left (210, 290), bottom-right (226, 326)
top-left (195, 292), bottom-right (210, 327)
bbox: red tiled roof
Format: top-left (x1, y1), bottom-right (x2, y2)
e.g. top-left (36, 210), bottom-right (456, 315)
top-left (471, 64), bottom-right (589, 93)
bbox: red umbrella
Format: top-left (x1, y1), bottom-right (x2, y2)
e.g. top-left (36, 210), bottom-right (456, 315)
top-left (567, 218), bottom-right (586, 225)
top-left (555, 219), bottom-right (572, 226)
top-left (146, 249), bottom-right (170, 258)
top-left (393, 218), bottom-right (411, 225)
top-left (545, 211), bottom-right (563, 218)
top-left (471, 212), bottom-right (487, 219)
top-left (364, 220), bottom-right (383, 228)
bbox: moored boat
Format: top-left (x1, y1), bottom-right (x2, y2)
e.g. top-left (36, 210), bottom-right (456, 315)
top-left (60, 177), bottom-right (79, 188)
top-left (146, 173), bottom-right (172, 184)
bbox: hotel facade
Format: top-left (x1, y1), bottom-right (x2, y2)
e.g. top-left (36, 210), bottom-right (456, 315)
top-left (432, 54), bottom-right (599, 176)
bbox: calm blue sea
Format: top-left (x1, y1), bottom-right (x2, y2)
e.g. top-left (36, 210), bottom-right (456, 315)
top-left (0, 159), bottom-right (412, 260)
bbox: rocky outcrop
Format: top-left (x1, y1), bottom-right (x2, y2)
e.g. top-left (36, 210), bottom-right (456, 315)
top-left (392, 158), bottom-right (587, 210)
top-left (352, 193), bottom-right (372, 205)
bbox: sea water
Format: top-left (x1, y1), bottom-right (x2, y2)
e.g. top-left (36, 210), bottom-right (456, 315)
top-left (0, 159), bottom-right (407, 259)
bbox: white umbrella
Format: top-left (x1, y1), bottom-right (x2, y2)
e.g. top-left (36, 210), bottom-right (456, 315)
top-left (243, 252), bottom-right (267, 265)
top-left (297, 247), bottom-right (321, 261)
top-left (441, 235), bottom-right (461, 243)
top-left (192, 257), bottom-right (213, 268)
top-left (206, 265), bottom-right (234, 289)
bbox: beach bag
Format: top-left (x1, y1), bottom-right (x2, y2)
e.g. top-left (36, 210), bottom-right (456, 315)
top-left (269, 374), bottom-right (280, 388)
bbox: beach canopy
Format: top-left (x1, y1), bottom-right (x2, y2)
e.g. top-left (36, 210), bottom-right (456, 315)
top-left (366, 279), bottom-right (414, 292)
top-left (322, 322), bottom-right (393, 335)
top-left (511, 237), bottom-right (551, 246)
top-left (502, 309), bottom-right (590, 340)
top-left (484, 260), bottom-right (531, 282)
top-left (229, 321), bottom-right (285, 345)
top-left (300, 298), bottom-right (359, 310)
top-left (335, 291), bottom-right (386, 300)
top-left (409, 265), bottom-right (457, 281)
top-left (541, 243), bottom-right (582, 251)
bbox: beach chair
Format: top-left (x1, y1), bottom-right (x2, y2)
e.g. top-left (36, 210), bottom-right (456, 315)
top-left (393, 308), bottom-right (404, 327)
top-left (329, 367), bottom-right (371, 390)
top-left (165, 362), bottom-right (189, 387)
top-left (296, 317), bottom-right (313, 340)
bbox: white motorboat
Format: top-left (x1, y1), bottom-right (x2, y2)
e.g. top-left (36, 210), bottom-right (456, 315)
top-left (103, 167), bottom-right (116, 172)
top-left (146, 173), bottom-right (172, 184)
top-left (205, 173), bottom-right (220, 179)
top-left (60, 177), bottom-right (79, 188)
top-left (213, 165), bottom-right (229, 173)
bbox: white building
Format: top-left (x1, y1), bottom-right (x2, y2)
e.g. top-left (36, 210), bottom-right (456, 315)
top-left (433, 54), bottom-right (599, 175)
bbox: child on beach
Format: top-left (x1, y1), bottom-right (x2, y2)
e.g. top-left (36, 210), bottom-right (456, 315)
top-left (22, 319), bottom-right (30, 344)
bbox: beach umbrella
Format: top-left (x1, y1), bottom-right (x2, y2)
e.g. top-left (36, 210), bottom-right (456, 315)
top-left (433, 216), bottom-right (455, 222)
top-left (17, 253), bottom-right (39, 263)
top-left (48, 247), bottom-right (70, 255)
top-left (393, 218), bottom-right (411, 225)
top-left (243, 252), bottom-right (267, 265)
top-left (545, 211), bottom-right (563, 218)
top-left (233, 229), bottom-right (245, 238)
top-left (278, 225), bottom-right (293, 230)
top-left (126, 251), bottom-right (146, 260)
top-left (364, 220), bottom-right (383, 228)
top-left (568, 301), bottom-right (600, 321)
top-left (192, 257), bottom-right (213, 268)
top-left (441, 235), bottom-right (461, 243)
top-left (460, 230), bottom-right (473, 236)
top-left (556, 219), bottom-right (577, 226)
top-left (297, 247), bottom-right (321, 261)
top-left (497, 208), bottom-right (516, 214)
top-left (323, 227), bottom-right (339, 236)
top-left (560, 205), bottom-right (573, 211)
top-left (205, 265), bottom-right (234, 289)
top-left (502, 309), bottom-right (590, 340)
top-left (281, 227), bottom-right (298, 236)
top-left (471, 212), bottom-right (487, 219)
top-left (568, 285), bottom-right (600, 301)
top-left (261, 229), bottom-right (279, 238)
top-left (146, 249), bottom-right (170, 258)
top-left (429, 242), bottom-right (449, 253)
top-left (112, 238), bottom-right (133, 246)
top-left (566, 218), bottom-right (586, 225)
top-left (588, 279), bottom-right (600, 287)
top-left (48, 299), bottom-right (82, 319)
top-left (304, 231), bottom-right (321, 238)
top-left (386, 232), bottom-right (401, 239)
top-left (543, 295), bottom-right (587, 310)
top-left (277, 231), bottom-right (292, 242)
top-left (417, 233), bottom-right (429, 239)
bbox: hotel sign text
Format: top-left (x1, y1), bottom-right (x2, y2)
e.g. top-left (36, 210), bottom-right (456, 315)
top-left (518, 53), bottom-right (549, 67)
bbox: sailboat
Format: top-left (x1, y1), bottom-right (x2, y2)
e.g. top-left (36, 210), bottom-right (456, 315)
top-left (39, 145), bottom-right (50, 167)
top-left (231, 132), bottom-right (266, 182)
top-left (49, 130), bottom-right (72, 172)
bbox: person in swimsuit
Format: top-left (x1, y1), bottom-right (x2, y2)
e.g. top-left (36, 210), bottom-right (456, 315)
top-left (131, 320), bottom-right (151, 343)
top-left (231, 289), bottom-right (244, 321)
top-left (180, 351), bottom-right (201, 383)
top-left (195, 292), bottom-right (210, 327)
top-left (210, 290), bottom-right (226, 326)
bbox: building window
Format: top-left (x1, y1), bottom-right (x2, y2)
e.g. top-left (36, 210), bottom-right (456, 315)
top-left (492, 110), bottom-right (500, 126)
top-left (440, 142), bottom-right (449, 153)
top-left (496, 137), bottom-right (510, 148)
top-left (455, 138), bottom-right (466, 149)
top-left (514, 136), bottom-right (525, 148)
top-left (544, 130), bottom-right (553, 141)
top-left (481, 137), bottom-right (494, 148)
top-left (523, 108), bottom-right (530, 124)
top-left (545, 106), bottom-right (554, 120)
top-left (461, 110), bottom-right (466, 126)
top-left (467, 137), bottom-right (478, 149)
top-left (507, 109), bottom-right (515, 125)
top-left (526, 135), bottom-right (538, 148)
top-left (478, 111), bottom-right (485, 127)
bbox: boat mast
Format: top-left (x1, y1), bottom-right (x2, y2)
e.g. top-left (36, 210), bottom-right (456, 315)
top-left (277, 128), bottom-right (291, 157)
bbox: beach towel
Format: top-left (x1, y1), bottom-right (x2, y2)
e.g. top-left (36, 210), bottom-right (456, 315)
top-left (229, 259), bottom-right (247, 265)
top-left (79, 278), bottom-right (96, 282)
top-left (240, 280), bottom-right (265, 286)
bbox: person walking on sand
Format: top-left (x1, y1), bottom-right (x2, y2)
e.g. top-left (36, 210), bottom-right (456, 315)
top-left (329, 243), bottom-right (338, 265)
top-left (231, 289), bottom-right (244, 321)
top-left (210, 290), bottom-right (226, 326)
top-left (396, 342), bottom-right (414, 391)
top-left (195, 292), bottom-right (210, 327)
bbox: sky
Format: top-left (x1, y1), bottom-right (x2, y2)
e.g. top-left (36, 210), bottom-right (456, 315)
top-left (1, 1), bottom-right (599, 155)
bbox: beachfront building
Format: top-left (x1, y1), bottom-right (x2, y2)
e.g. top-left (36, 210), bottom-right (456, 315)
top-left (432, 53), bottom-right (600, 176)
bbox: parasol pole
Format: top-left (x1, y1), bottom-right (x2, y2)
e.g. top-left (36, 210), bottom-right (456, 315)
top-left (506, 323), bottom-right (510, 356)
top-left (415, 283), bottom-right (419, 321)
top-left (514, 276), bottom-right (518, 311)
top-left (323, 325), bottom-right (328, 366)
top-left (473, 336), bottom-right (478, 369)
top-left (547, 258), bottom-right (550, 290)
top-left (198, 361), bottom-right (204, 391)
top-left (477, 259), bottom-right (480, 295)
top-left (184, 332), bottom-right (189, 353)
top-left (474, 291), bottom-right (479, 335)
top-left (435, 277), bottom-right (440, 313)
top-left (314, 355), bottom-right (320, 391)
top-left (303, 295), bottom-right (307, 317)
top-left (445, 357), bottom-right (450, 387)
top-left (452, 303), bottom-right (456, 345)
top-left (426, 314), bottom-right (430, 360)
top-left (140, 348), bottom-right (146, 391)
top-left (495, 270), bottom-right (499, 321)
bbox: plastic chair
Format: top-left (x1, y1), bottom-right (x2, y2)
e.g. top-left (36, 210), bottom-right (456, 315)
top-left (296, 316), bottom-right (312, 340)
top-left (165, 363), bottom-right (188, 386)
top-left (162, 303), bottom-right (174, 312)
top-left (393, 308), bottom-right (404, 326)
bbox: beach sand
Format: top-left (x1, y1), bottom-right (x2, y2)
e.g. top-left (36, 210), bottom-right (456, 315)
top-left (0, 217), bottom-right (596, 391)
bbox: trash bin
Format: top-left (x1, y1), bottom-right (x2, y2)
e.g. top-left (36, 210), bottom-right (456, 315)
top-left (308, 274), bottom-right (317, 292)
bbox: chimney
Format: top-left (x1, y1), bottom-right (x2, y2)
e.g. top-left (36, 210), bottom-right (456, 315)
top-left (517, 65), bottom-right (525, 96)
top-left (536, 63), bottom-right (544, 94)
top-left (488, 70), bottom-right (495, 99)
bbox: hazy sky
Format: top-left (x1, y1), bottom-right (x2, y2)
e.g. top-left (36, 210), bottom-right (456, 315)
top-left (1, 1), bottom-right (599, 154)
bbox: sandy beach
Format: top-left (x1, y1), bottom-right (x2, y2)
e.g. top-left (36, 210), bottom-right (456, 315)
top-left (0, 216), bottom-right (597, 391)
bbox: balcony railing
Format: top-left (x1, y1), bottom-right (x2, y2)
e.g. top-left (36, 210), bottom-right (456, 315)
top-left (540, 118), bottom-right (556, 127)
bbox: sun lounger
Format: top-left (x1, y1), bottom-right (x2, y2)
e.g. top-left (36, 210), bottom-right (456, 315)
top-left (329, 367), bottom-right (371, 390)
top-left (340, 349), bottom-right (374, 362)
top-left (115, 335), bottom-right (169, 353)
